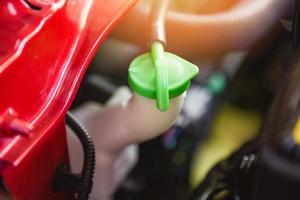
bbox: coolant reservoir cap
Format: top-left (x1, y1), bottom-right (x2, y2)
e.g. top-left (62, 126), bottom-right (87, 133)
top-left (128, 45), bottom-right (199, 110)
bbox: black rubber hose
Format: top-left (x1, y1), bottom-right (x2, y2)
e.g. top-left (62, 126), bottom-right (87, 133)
top-left (66, 112), bottom-right (95, 200)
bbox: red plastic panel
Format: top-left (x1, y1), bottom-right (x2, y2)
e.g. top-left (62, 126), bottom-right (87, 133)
top-left (3, 120), bottom-right (71, 199)
top-left (0, 0), bottom-right (136, 162)
top-left (0, 0), bottom-right (136, 199)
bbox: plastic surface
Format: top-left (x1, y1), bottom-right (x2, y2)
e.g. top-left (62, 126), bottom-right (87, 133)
top-left (128, 42), bottom-right (198, 111)
top-left (69, 89), bottom-right (184, 199)
top-left (0, 0), bottom-right (136, 199)
top-left (112, 0), bottom-right (292, 58)
top-left (152, 42), bottom-right (169, 111)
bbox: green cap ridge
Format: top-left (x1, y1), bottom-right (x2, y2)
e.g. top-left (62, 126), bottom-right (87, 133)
top-left (128, 42), bottom-right (199, 112)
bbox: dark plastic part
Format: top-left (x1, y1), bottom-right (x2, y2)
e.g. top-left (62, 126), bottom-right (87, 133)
top-left (52, 164), bottom-right (82, 193)
top-left (293, 0), bottom-right (300, 49)
top-left (250, 149), bottom-right (300, 200)
top-left (250, 37), bottom-right (300, 200)
top-left (189, 139), bottom-right (260, 200)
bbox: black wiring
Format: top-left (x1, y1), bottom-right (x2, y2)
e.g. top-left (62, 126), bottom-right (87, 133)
top-left (65, 112), bottom-right (95, 200)
top-left (53, 112), bottom-right (95, 200)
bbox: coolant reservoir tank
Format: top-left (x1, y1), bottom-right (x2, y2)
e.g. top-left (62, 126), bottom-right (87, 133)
top-left (68, 44), bottom-right (198, 200)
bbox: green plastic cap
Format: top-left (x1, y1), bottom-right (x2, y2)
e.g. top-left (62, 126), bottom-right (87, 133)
top-left (128, 42), bottom-right (199, 112)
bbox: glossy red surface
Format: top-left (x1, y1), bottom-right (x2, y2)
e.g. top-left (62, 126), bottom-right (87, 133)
top-left (0, 0), bottom-right (136, 199)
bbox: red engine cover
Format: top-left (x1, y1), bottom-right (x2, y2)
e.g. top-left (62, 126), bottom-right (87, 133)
top-left (0, 0), bottom-right (136, 199)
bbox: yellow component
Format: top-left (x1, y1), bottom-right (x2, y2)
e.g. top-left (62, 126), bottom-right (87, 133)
top-left (293, 118), bottom-right (300, 145)
top-left (190, 104), bottom-right (262, 188)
